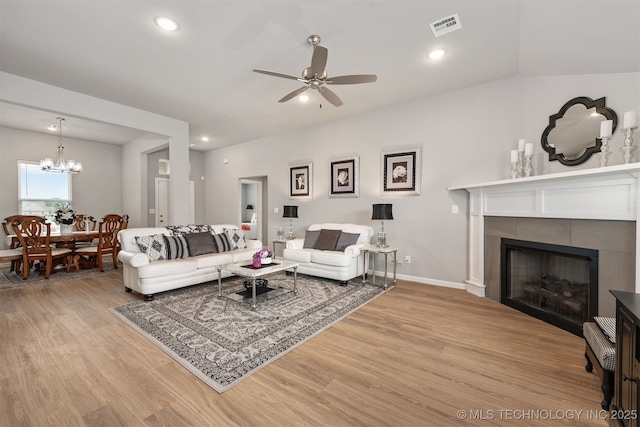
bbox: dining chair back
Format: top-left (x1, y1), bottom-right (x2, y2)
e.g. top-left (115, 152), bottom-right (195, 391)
top-left (2, 215), bottom-right (24, 272)
top-left (11, 215), bottom-right (73, 280)
top-left (74, 214), bottom-right (97, 231)
top-left (74, 214), bottom-right (127, 272)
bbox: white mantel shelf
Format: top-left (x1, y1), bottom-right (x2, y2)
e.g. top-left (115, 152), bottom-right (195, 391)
top-left (449, 163), bottom-right (640, 296)
top-left (449, 163), bottom-right (640, 192)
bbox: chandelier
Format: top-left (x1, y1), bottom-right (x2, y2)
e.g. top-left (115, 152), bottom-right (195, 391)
top-left (40, 117), bottom-right (82, 174)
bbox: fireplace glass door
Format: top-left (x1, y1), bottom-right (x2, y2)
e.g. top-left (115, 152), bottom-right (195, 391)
top-left (501, 239), bottom-right (598, 336)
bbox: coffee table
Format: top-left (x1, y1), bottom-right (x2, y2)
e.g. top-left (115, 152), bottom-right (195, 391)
top-left (216, 259), bottom-right (299, 309)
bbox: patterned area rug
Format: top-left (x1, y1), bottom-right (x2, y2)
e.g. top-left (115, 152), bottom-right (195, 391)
top-left (111, 273), bottom-right (387, 393)
top-left (0, 260), bottom-right (116, 291)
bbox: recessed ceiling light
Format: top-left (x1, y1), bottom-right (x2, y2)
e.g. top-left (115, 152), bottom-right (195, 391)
top-left (189, 143), bottom-right (195, 147)
top-left (428, 48), bottom-right (447, 60)
top-left (201, 136), bottom-right (209, 142)
top-left (299, 95), bottom-right (310, 102)
top-left (154, 16), bottom-right (179, 31)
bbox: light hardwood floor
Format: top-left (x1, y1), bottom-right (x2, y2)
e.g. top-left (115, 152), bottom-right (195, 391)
top-left (0, 270), bottom-right (608, 426)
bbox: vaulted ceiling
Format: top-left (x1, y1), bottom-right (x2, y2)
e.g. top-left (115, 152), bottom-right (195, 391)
top-left (0, 0), bottom-right (638, 151)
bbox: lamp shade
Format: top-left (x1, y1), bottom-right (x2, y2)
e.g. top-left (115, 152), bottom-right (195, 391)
top-left (282, 205), bottom-right (298, 218)
top-left (372, 204), bottom-right (393, 220)
top-left (246, 204), bottom-right (254, 210)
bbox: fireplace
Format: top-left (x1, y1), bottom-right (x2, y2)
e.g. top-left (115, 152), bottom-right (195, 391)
top-left (501, 238), bottom-right (598, 336)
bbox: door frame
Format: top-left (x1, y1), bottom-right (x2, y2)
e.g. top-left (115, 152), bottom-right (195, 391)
top-left (155, 178), bottom-right (195, 226)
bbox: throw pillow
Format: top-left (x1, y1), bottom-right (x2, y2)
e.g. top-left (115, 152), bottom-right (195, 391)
top-left (314, 229), bottom-right (342, 251)
top-left (163, 235), bottom-right (189, 259)
top-left (135, 234), bottom-right (167, 261)
top-left (594, 316), bottom-right (616, 344)
top-left (212, 232), bottom-right (233, 253)
top-left (335, 232), bottom-right (360, 251)
top-left (184, 231), bottom-right (216, 256)
top-left (225, 228), bottom-right (246, 250)
top-left (166, 224), bottom-right (211, 236)
top-left (303, 230), bottom-right (321, 248)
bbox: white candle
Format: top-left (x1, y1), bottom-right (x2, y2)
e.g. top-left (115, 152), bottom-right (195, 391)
top-left (518, 139), bottom-right (525, 152)
top-left (600, 120), bottom-right (613, 137)
top-left (525, 143), bottom-right (533, 156)
top-left (510, 150), bottom-right (518, 163)
top-left (623, 111), bottom-right (637, 129)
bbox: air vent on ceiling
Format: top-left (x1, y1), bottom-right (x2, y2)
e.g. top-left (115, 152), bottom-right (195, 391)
top-left (429, 13), bottom-right (461, 38)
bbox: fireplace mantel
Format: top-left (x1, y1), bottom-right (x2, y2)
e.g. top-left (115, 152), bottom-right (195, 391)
top-left (449, 163), bottom-right (640, 296)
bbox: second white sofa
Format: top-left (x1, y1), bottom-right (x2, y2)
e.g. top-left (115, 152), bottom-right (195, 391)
top-left (283, 223), bottom-right (374, 284)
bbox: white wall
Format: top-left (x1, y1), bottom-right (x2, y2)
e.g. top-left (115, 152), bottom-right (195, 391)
top-left (204, 72), bottom-right (639, 287)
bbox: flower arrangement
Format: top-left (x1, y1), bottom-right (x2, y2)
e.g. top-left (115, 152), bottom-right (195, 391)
top-left (253, 248), bottom-right (274, 260)
top-left (54, 205), bottom-right (76, 225)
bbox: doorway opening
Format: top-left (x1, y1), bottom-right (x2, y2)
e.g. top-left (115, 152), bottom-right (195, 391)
top-left (240, 177), bottom-right (267, 243)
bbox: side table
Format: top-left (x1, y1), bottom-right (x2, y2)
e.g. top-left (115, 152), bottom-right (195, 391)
top-left (362, 245), bottom-right (398, 289)
top-left (272, 239), bottom-right (287, 257)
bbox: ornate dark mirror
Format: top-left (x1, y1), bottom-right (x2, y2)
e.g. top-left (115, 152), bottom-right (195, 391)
top-left (541, 96), bottom-right (618, 166)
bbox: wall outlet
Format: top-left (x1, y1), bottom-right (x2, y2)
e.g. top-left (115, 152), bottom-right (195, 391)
top-left (404, 255), bottom-right (411, 264)
top-left (452, 205), bottom-right (459, 214)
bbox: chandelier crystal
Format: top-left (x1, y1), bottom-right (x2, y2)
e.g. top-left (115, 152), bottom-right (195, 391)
top-left (40, 117), bottom-right (82, 174)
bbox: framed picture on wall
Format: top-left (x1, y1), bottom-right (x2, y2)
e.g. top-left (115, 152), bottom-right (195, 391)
top-left (329, 155), bottom-right (359, 198)
top-left (289, 162), bottom-right (312, 198)
top-left (381, 147), bottom-right (421, 195)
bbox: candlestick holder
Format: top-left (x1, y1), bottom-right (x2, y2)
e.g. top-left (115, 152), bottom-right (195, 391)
top-left (517, 151), bottom-right (524, 177)
top-left (510, 161), bottom-right (518, 179)
top-left (523, 154), bottom-right (533, 177)
top-left (599, 135), bottom-right (612, 167)
top-left (620, 126), bottom-right (638, 164)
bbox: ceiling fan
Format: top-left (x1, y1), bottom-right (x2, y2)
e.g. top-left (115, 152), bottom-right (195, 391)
top-left (253, 35), bottom-right (377, 107)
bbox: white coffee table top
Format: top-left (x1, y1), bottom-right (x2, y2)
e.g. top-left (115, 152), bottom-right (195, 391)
top-left (219, 259), bottom-right (299, 278)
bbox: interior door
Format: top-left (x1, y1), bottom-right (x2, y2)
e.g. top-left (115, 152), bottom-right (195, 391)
top-left (156, 178), bottom-right (195, 226)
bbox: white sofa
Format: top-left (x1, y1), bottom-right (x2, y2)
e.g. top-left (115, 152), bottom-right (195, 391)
top-left (117, 225), bottom-right (262, 300)
top-left (283, 223), bottom-right (374, 284)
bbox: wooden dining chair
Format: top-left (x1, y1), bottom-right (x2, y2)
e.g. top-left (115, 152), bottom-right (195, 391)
top-left (74, 214), bottom-right (97, 231)
top-left (11, 216), bottom-right (74, 280)
top-left (2, 215), bottom-right (25, 273)
top-left (73, 214), bottom-right (127, 272)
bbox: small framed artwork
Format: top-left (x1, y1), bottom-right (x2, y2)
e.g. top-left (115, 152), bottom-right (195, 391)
top-left (289, 162), bottom-right (312, 198)
top-left (381, 147), bottom-right (421, 195)
top-left (330, 156), bottom-right (359, 198)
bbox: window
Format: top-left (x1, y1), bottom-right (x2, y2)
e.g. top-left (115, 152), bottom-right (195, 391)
top-left (18, 161), bottom-right (72, 217)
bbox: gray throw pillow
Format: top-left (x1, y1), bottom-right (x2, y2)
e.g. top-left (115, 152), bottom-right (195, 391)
top-left (212, 232), bottom-right (232, 252)
top-left (314, 229), bottom-right (342, 251)
top-left (335, 232), bottom-right (360, 251)
top-left (163, 235), bottom-right (189, 259)
top-left (184, 232), bottom-right (216, 256)
top-left (303, 230), bottom-right (321, 248)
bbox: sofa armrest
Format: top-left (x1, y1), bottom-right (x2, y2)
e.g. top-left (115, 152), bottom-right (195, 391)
top-left (285, 238), bottom-right (304, 249)
top-left (245, 239), bottom-right (263, 249)
top-left (118, 250), bottom-right (150, 268)
top-left (344, 244), bottom-right (365, 257)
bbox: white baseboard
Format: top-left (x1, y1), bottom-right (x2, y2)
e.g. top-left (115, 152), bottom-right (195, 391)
top-left (367, 269), bottom-right (469, 292)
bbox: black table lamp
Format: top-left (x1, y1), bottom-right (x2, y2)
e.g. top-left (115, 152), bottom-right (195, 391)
top-left (283, 205), bottom-right (298, 240)
top-left (372, 203), bottom-right (393, 247)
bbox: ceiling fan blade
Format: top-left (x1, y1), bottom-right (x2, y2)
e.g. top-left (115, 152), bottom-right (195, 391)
top-left (318, 86), bottom-right (343, 107)
top-left (326, 74), bottom-right (378, 85)
top-left (309, 45), bottom-right (328, 77)
top-left (278, 86), bottom-right (310, 103)
top-left (253, 69), bottom-right (301, 81)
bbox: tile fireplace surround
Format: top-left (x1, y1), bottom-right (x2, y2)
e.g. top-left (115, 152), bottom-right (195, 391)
top-left (450, 164), bottom-right (640, 317)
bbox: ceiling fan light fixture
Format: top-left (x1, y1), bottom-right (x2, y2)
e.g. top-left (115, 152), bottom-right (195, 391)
top-left (298, 95), bottom-right (310, 102)
top-left (428, 48), bottom-right (447, 60)
top-left (154, 16), bottom-right (179, 31)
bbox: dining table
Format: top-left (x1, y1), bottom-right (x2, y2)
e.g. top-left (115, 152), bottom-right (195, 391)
top-left (6, 230), bottom-right (101, 272)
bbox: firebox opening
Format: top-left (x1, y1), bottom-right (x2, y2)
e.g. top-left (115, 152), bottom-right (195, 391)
top-left (500, 238), bottom-right (598, 336)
